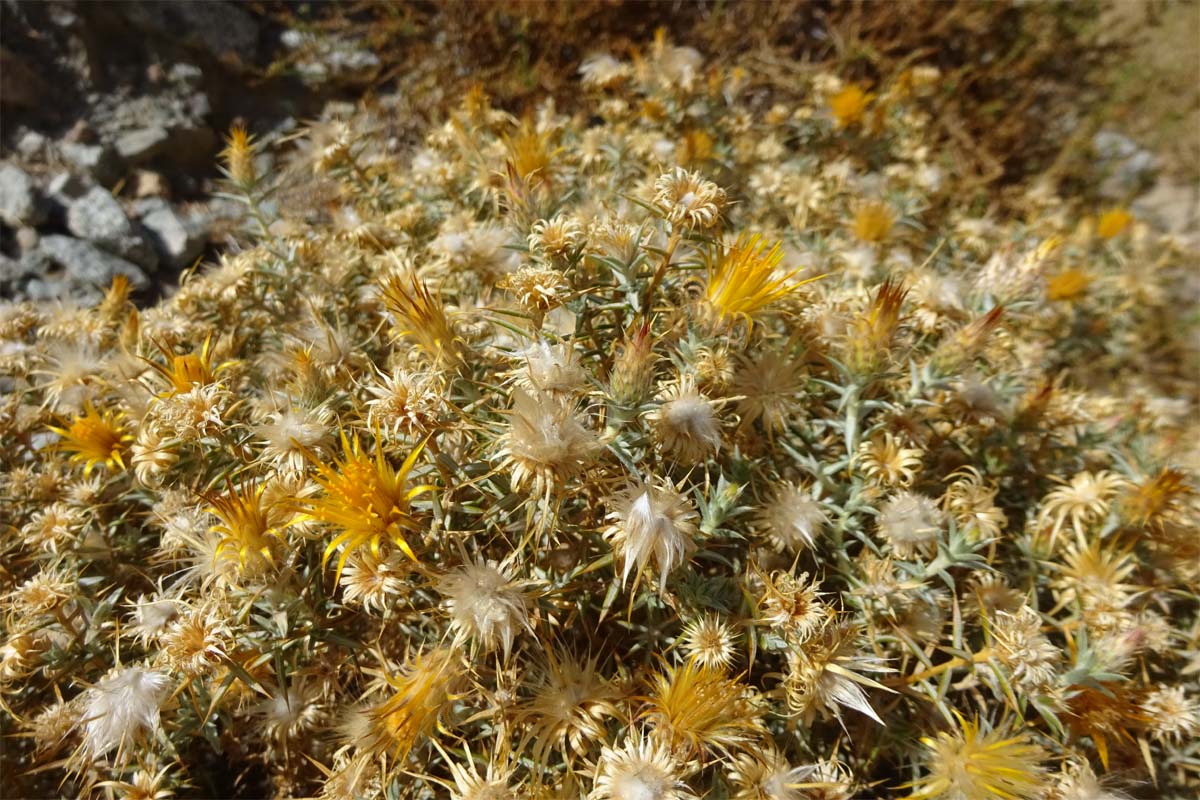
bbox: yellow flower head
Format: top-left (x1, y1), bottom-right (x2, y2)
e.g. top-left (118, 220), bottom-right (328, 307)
top-left (365, 646), bottom-right (462, 767)
top-left (206, 478), bottom-right (286, 575)
top-left (304, 430), bottom-right (434, 583)
top-left (1046, 268), bottom-right (1092, 302)
top-left (220, 124), bottom-right (257, 187)
top-left (706, 233), bottom-right (820, 333)
top-left (1096, 207), bottom-right (1132, 240)
top-left (48, 402), bottom-right (132, 477)
top-left (830, 85), bottom-right (873, 129)
top-left (852, 201), bottom-right (896, 243)
top-left (146, 336), bottom-right (224, 398)
top-left (905, 714), bottom-right (1047, 800)
top-left (379, 270), bottom-right (464, 370)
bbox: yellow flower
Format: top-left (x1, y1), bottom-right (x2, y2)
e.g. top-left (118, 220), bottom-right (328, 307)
top-left (48, 402), bottom-right (132, 477)
top-left (145, 336), bottom-right (225, 399)
top-left (852, 201), bottom-right (896, 243)
top-left (641, 657), bottom-right (765, 760)
top-left (206, 479), bottom-right (287, 575)
top-left (303, 430), bottom-right (434, 582)
top-left (904, 714), bottom-right (1047, 800)
top-left (1096, 207), bottom-right (1132, 239)
top-left (220, 124), bottom-right (257, 187)
top-left (379, 270), bottom-right (465, 370)
top-left (706, 233), bottom-right (820, 333)
top-left (830, 85), bottom-right (873, 129)
top-left (1045, 268), bottom-right (1092, 302)
top-left (363, 647), bottom-right (462, 767)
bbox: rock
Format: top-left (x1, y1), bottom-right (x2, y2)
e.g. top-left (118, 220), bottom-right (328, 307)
top-left (1093, 129), bottom-right (1159, 199)
top-left (47, 171), bottom-right (90, 202)
top-left (66, 187), bottom-right (158, 272)
top-left (15, 227), bottom-right (39, 254)
top-left (60, 142), bottom-right (122, 186)
top-left (139, 203), bottom-right (204, 269)
top-left (38, 235), bottom-right (149, 292)
top-left (168, 63), bottom-right (204, 89)
top-left (66, 186), bottom-right (132, 241)
top-left (64, 119), bottom-right (97, 145)
top-left (16, 130), bottom-right (48, 158)
top-left (115, 126), bottom-right (170, 165)
top-left (0, 164), bottom-right (47, 227)
top-left (134, 170), bottom-right (170, 199)
top-left (119, 3), bottom-right (259, 67)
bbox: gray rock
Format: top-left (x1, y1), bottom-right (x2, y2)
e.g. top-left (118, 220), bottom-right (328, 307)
top-left (15, 226), bottom-right (39, 254)
top-left (1093, 129), bottom-right (1159, 199)
top-left (115, 126), bottom-right (170, 165)
top-left (60, 142), bottom-right (122, 186)
top-left (66, 188), bottom-right (159, 272)
top-left (47, 171), bottom-right (90, 202)
top-left (168, 63), bottom-right (204, 88)
top-left (0, 164), bottom-right (47, 227)
top-left (120, 3), bottom-right (259, 66)
top-left (38, 235), bottom-right (149, 291)
top-left (140, 203), bottom-right (205, 269)
top-left (16, 130), bottom-right (48, 158)
top-left (67, 186), bottom-right (132, 241)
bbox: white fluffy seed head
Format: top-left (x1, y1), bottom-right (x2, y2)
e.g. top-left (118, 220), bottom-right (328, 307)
top-left (877, 491), bottom-right (943, 559)
top-left (606, 478), bottom-right (698, 595)
top-left (81, 666), bottom-right (170, 760)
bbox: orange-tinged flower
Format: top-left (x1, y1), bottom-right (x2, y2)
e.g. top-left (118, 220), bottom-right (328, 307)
top-left (364, 646), bottom-right (462, 766)
top-left (830, 85), bottom-right (873, 129)
top-left (48, 402), bottom-right (132, 477)
top-left (1096, 207), bottom-right (1132, 240)
top-left (304, 430), bottom-right (434, 582)
top-left (221, 124), bottom-right (257, 186)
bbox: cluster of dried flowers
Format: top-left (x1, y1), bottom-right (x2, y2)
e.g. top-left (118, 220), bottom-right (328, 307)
top-left (2, 31), bottom-right (1197, 800)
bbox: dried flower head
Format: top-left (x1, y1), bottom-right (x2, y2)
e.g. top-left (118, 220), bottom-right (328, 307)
top-left (649, 375), bottom-right (722, 463)
top-left (365, 366), bottom-right (445, 438)
top-left (80, 666), bottom-right (170, 761)
top-left (858, 433), bottom-right (923, 488)
top-left (437, 557), bottom-right (532, 658)
top-left (654, 167), bottom-right (727, 230)
top-left (781, 618), bottom-right (891, 725)
top-left (734, 349), bottom-right (805, 435)
top-left (380, 269), bottom-right (464, 370)
top-left (757, 484), bottom-right (828, 553)
top-left (497, 388), bottom-right (599, 495)
top-left (605, 477), bottom-right (698, 594)
top-left (877, 492), bottom-right (944, 559)
top-left (642, 657), bottom-right (765, 760)
top-left (679, 614), bottom-right (740, 671)
top-left (852, 201), bottom-right (896, 243)
top-left (518, 648), bottom-right (623, 769)
top-left (591, 728), bottom-right (696, 800)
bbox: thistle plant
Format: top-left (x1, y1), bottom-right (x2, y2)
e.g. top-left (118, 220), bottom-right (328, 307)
top-left (1, 22), bottom-right (1197, 800)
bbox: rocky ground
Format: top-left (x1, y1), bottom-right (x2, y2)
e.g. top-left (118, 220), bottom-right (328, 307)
top-left (0, 0), bottom-right (381, 304)
top-left (1, 1), bottom-right (1197, 304)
